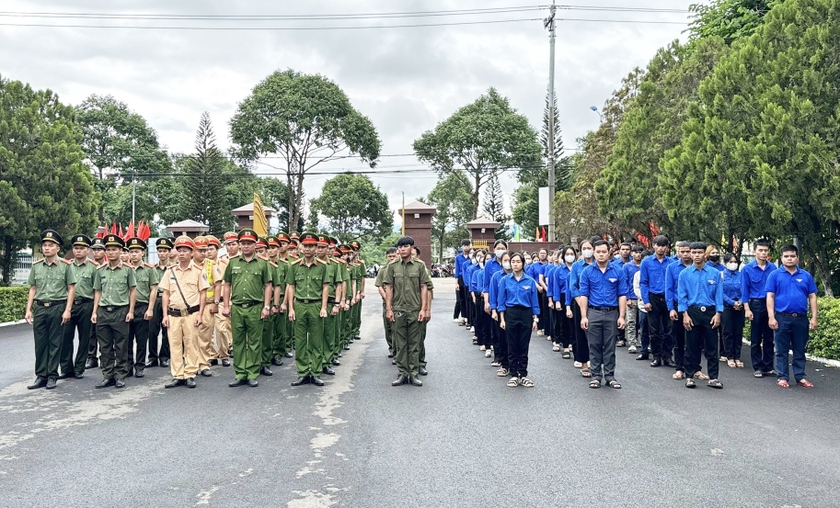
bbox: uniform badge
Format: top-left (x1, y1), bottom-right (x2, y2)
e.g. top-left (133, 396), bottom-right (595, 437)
top-left (608, 278), bottom-right (617, 283)
top-left (708, 279), bottom-right (716, 285)
top-left (796, 278), bottom-right (802, 282)
top-left (523, 285), bottom-right (531, 290)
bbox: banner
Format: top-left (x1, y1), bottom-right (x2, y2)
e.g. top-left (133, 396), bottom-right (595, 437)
top-left (253, 193), bottom-right (268, 237)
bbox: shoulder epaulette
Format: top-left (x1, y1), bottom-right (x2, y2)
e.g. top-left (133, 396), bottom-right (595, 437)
top-left (269, 261), bottom-right (278, 268)
top-left (144, 263), bottom-right (154, 269)
top-left (33, 258), bottom-right (45, 265)
top-left (292, 258), bottom-right (304, 265)
top-left (61, 258), bottom-right (72, 265)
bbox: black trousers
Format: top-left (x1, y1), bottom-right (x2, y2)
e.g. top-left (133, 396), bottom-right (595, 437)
top-left (552, 303), bottom-right (572, 348)
top-left (671, 302), bottom-right (686, 372)
top-left (33, 303), bottom-right (64, 380)
top-left (453, 283), bottom-right (461, 320)
top-left (571, 300), bottom-right (590, 363)
top-left (538, 290), bottom-right (551, 336)
top-left (97, 306), bottom-right (129, 380)
top-left (147, 297), bottom-right (170, 362)
top-left (491, 317), bottom-right (508, 369)
top-left (685, 307), bottom-right (719, 380)
top-left (722, 306), bottom-right (745, 360)
top-left (475, 295), bottom-right (492, 347)
top-left (748, 298), bottom-right (774, 372)
top-left (60, 300), bottom-right (93, 376)
top-left (458, 277), bottom-right (469, 324)
top-left (127, 302), bottom-right (150, 370)
top-left (505, 306), bottom-right (532, 377)
top-left (648, 293), bottom-right (672, 359)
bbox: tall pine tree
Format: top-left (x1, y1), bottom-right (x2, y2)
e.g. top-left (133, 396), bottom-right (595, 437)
top-left (180, 112), bottom-right (230, 235)
top-left (482, 173), bottom-right (510, 240)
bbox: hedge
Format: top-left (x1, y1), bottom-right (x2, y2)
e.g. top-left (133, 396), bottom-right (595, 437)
top-left (808, 297), bottom-right (840, 361)
top-left (0, 286), bottom-right (28, 323)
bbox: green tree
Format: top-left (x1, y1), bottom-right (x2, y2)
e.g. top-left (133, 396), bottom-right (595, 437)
top-left (0, 76), bottom-right (98, 283)
top-left (230, 69), bottom-right (381, 233)
top-left (422, 172), bottom-right (473, 263)
top-left (689, 0), bottom-right (773, 44)
top-left (662, 0), bottom-right (840, 294)
top-left (481, 173), bottom-right (510, 240)
top-left (413, 88), bottom-right (542, 219)
top-left (75, 94), bottom-right (171, 223)
top-left (309, 173), bottom-right (393, 242)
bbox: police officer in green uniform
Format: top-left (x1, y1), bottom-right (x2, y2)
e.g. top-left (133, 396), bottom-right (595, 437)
top-left (315, 234), bottom-right (340, 376)
top-left (258, 237), bottom-right (276, 377)
top-left (86, 237), bottom-right (106, 369)
top-left (338, 244), bottom-right (354, 351)
top-left (92, 234), bottom-right (137, 389)
top-left (350, 241), bottom-right (366, 341)
top-left (285, 232), bottom-right (331, 387)
top-left (383, 236), bottom-right (431, 387)
top-left (60, 234), bottom-right (97, 379)
top-left (25, 230), bottom-right (77, 390)
top-left (147, 237), bottom-right (173, 368)
top-left (222, 229), bottom-right (272, 388)
top-left (376, 247), bottom-right (399, 361)
top-left (413, 245), bottom-right (434, 376)
top-left (328, 237), bottom-right (348, 367)
top-left (271, 233), bottom-right (291, 365)
top-left (126, 237), bottom-right (158, 378)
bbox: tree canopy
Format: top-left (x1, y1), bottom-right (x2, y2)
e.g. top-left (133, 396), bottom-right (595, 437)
top-left (310, 173), bottom-right (393, 242)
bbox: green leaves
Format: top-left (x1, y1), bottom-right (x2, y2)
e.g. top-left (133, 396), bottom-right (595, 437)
top-left (310, 173), bottom-right (392, 242)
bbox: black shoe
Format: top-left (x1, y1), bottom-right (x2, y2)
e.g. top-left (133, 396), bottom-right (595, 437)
top-left (134, 369), bottom-right (145, 378)
top-left (322, 367), bottom-right (335, 376)
top-left (391, 375), bottom-right (408, 387)
top-left (126, 369), bottom-right (134, 378)
top-left (74, 372), bottom-right (85, 379)
top-left (115, 379), bottom-right (126, 389)
top-left (57, 372), bottom-right (73, 380)
top-left (409, 376), bottom-right (423, 387)
top-left (186, 378), bottom-right (196, 389)
top-left (343, 344), bottom-right (351, 350)
top-left (284, 352), bottom-right (294, 358)
top-left (221, 359), bottom-right (231, 367)
top-left (228, 378), bottom-right (248, 387)
top-left (291, 377), bottom-right (310, 386)
top-left (650, 357), bottom-right (663, 367)
top-left (331, 359), bottom-right (341, 366)
top-left (160, 359), bottom-right (170, 367)
top-left (387, 353), bottom-right (394, 358)
top-left (260, 367), bottom-right (273, 376)
top-left (165, 379), bottom-right (186, 389)
top-left (45, 378), bottom-right (57, 390)
top-left (248, 379), bottom-right (259, 387)
top-left (311, 376), bottom-right (324, 386)
top-left (200, 369), bottom-right (212, 377)
top-left (762, 370), bottom-right (776, 376)
top-left (663, 358), bottom-right (676, 368)
top-left (271, 357), bottom-right (283, 366)
top-left (95, 378), bottom-right (115, 389)
top-left (85, 359), bottom-right (98, 369)
top-left (145, 360), bottom-right (158, 368)
top-left (354, 336), bottom-right (361, 341)
top-left (418, 366), bottom-right (428, 376)
top-left (392, 359), bottom-right (396, 365)
top-left (635, 353), bottom-right (650, 361)
top-left (209, 359), bottom-right (219, 366)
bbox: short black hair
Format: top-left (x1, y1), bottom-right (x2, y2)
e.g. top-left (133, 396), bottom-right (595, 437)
top-left (723, 252), bottom-right (738, 264)
top-left (631, 245), bottom-right (644, 253)
top-left (396, 236), bottom-right (415, 247)
top-left (652, 235), bottom-right (670, 247)
top-left (676, 240), bottom-right (691, 249)
top-left (590, 235), bottom-right (602, 245)
top-left (493, 239), bottom-right (508, 249)
top-left (755, 239), bottom-right (771, 248)
top-left (593, 239), bottom-right (609, 250)
top-left (413, 246), bottom-right (421, 255)
top-left (460, 239), bottom-right (471, 247)
top-left (620, 242), bottom-right (632, 248)
top-left (509, 252), bottom-right (527, 265)
top-left (780, 244), bottom-right (798, 256)
top-left (385, 247), bottom-right (397, 255)
top-left (689, 242), bottom-right (707, 251)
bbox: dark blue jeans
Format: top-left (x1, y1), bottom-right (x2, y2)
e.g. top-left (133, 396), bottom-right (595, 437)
top-left (639, 311), bottom-right (650, 353)
top-left (749, 299), bottom-right (774, 372)
top-left (774, 314), bottom-right (809, 382)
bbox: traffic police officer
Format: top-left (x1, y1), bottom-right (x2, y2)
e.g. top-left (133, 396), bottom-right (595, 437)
top-left (147, 237), bottom-right (174, 368)
top-left (193, 236), bottom-right (218, 377)
top-left (92, 234), bottom-right (137, 389)
top-left (25, 230), bottom-right (76, 390)
top-left (127, 237), bottom-right (158, 378)
top-left (60, 234), bottom-right (96, 379)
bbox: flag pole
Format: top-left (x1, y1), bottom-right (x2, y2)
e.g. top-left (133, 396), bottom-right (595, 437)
top-left (401, 192), bottom-right (405, 236)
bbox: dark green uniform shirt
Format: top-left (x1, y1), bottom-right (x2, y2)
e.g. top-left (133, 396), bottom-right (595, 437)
top-left (319, 258), bottom-right (339, 299)
top-left (94, 263), bottom-right (137, 306)
top-left (69, 259), bottom-right (97, 300)
top-left (28, 258), bottom-right (76, 301)
top-left (223, 255), bottom-right (271, 305)
top-left (274, 259), bottom-right (289, 297)
top-left (382, 258), bottom-right (431, 312)
top-left (285, 258), bottom-right (330, 301)
top-left (132, 263), bottom-right (159, 304)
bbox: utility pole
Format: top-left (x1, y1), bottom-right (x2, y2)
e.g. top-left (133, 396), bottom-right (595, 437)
top-left (131, 170), bottom-right (136, 225)
top-left (545, 0), bottom-right (557, 242)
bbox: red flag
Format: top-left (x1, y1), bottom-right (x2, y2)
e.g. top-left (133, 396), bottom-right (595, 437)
top-left (97, 223), bottom-right (106, 238)
top-left (118, 223), bottom-right (124, 239)
top-left (126, 221), bottom-right (135, 239)
top-left (139, 222), bottom-right (151, 241)
top-left (540, 227), bottom-right (547, 242)
top-left (110, 222), bottom-right (117, 235)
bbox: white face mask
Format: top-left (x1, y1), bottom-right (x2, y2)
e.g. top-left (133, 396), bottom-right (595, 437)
top-left (494, 249), bottom-right (506, 259)
top-left (726, 262), bottom-right (739, 271)
top-left (582, 249), bottom-right (594, 259)
top-left (565, 254), bottom-right (576, 264)
top-left (525, 259), bottom-right (532, 265)
top-left (471, 258), bottom-right (477, 265)
top-left (502, 261), bottom-right (511, 270)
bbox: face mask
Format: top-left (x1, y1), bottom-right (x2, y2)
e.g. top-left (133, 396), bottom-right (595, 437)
top-left (494, 249), bottom-right (506, 259)
top-left (525, 259), bottom-right (532, 265)
top-left (582, 249), bottom-right (593, 259)
top-left (726, 262), bottom-right (738, 271)
top-left (471, 258), bottom-right (477, 265)
top-left (565, 254), bottom-right (576, 264)
top-left (502, 261), bottom-right (511, 270)
top-left (709, 255), bottom-right (720, 263)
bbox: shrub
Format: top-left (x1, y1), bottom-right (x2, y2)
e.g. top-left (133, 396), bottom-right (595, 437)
top-left (0, 286), bottom-right (29, 323)
top-left (808, 297), bottom-right (840, 361)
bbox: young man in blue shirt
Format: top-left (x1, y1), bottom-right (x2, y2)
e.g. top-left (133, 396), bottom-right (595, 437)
top-left (665, 241), bottom-right (693, 380)
top-left (678, 242), bottom-right (724, 389)
top-left (454, 240), bottom-right (472, 326)
top-left (741, 239), bottom-right (777, 378)
top-left (640, 235), bottom-right (674, 367)
top-left (580, 240), bottom-right (628, 389)
top-left (766, 245), bottom-right (818, 389)
top-left (623, 245), bottom-right (643, 354)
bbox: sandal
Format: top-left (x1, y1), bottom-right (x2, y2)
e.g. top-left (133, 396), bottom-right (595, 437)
top-left (520, 377), bottom-right (534, 388)
top-left (507, 376), bottom-right (520, 387)
top-left (580, 369), bottom-right (592, 378)
top-left (707, 379), bottom-right (723, 389)
top-left (672, 370), bottom-right (685, 380)
top-left (491, 361), bottom-right (501, 367)
top-left (562, 351), bottom-right (571, 359)
top-left (496, 368), bottom-right (509, 377)
top-left (735, 360), bottom-right (744, 368)
top-left (797, 379), bottom-right (814, 388)
top-left (777, 379), bottom-right (790, 389)
top-left (573, 361), bottom-right (583, 368)
top-left (479, 345), bottom-right (486, 351)
top-left (693, 371), bottom-right (710, 380)
top-left (685, 378), bottom-right (696, 389)
top-left (727, 359), bottom-right (737, 368)
top-left (552, 344), bottom-right (561, 352)
top-left (720, 356), bottom-right (728, 363)
top-left (607, 380), bottom-right (621, 389)
top-left (589, 379), bottom-right (601, 389)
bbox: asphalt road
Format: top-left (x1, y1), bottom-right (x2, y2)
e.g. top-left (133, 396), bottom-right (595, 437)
top-left (1, 278), bottom-right (838, 507)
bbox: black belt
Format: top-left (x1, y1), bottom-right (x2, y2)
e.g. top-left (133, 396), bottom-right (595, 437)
top-left (35, 300), bottom-right (66, 307)
top-left (235, 301), bottom-right (262, 308)
top-left (101, 305), bottom-right (128, 312)
top-left (590, 305), bottom-right (617, 311)
top-left (778, 312), bottom-right (806, 318)
top-left (297, 299), bottom-right (320, 304)
top-left (689, 305), bottom-right (714, 313)
top-left (74, 297), bottom-right (93, 305)
top-left (750, 298), bottom-right (767, 303)
top-left (168, 305), bottom-right (200, 317)
top-left (327, 299), bottom-right (337, 304)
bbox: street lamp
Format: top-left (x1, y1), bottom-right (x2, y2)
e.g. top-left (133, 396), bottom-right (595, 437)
top-left (589, 106), bottom-right (603, 122)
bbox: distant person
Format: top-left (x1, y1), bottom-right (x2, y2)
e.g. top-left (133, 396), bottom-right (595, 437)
top-left (721, 253), bottom-right (745, 368)
top-left (742, 239), bottom-right (777, 378)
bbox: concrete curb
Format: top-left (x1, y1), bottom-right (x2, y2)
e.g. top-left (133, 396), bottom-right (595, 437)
top-left (0, 320), bottom-right (26, 328)
top-left (740, 338), bottom-right (839, 368)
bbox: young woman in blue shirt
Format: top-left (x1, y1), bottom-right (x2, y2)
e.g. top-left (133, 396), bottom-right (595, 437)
top-left (499, 252), bottom-right (540, 388)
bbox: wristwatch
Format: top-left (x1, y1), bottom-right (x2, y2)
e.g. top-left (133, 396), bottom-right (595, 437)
top-left (263, 305), bottom-right (270, 311)
top-left (213, 300), bottom-right (220, 305)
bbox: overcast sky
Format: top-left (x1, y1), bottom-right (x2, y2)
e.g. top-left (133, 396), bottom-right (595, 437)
top-left (0, 0), bottom-right (697, 226)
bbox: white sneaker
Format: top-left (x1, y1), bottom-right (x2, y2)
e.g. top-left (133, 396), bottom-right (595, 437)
top-left (485, 350), bottom-right (492, 358)
top-left (628, 346), bottom-right (638, 353)
top-left (546, 335), bottom-right (552, 341)
top-left (537, 330), bottom-right (544, 336)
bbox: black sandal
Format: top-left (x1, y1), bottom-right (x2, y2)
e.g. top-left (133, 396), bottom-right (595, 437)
top-left (707, 379), bottom-right (723, 389)
top-left (607, 380), bottom-right (621, 389)
top-left (589, 379), bottom-right (600, 389)
top-left (685, 378), bottom-right (696, 389)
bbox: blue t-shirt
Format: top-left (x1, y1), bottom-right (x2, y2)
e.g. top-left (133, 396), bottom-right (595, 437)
top-left (482, 256), bottom-right (503, 294)
top-left (549, 264), bottom-right (572, 302)
top-left (677, 264), bottom-right (724, 312)
top-left (765, 266), bottom-right (817, 314)
top-left (665, 261), bottom-right (691, 311)
top-left (623, 262), bottom-right (641, 299)
top-left (640, 255), bottom-right (673, 303)
top-left (497, 273), bottom-right (540, 314)
top-left (741, 260), bottom-right (777, 300)
top-left (722, 269), bottom-right (742, 307)
top-left (489, 269), bottom-right (508, 311)
top-left (579, 263), bottom-right (630, 308)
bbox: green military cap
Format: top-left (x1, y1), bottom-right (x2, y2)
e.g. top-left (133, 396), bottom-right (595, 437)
top-left (350, 240), bottom-right (361, 251)
top-left (290, 232), bottom-right (300, 241)
top-left (328, 237), bottom-right (338, 247)
top-left (155, 237), bottom-right (174, 250)
top-left (276, 231), bottom-right (291, 243)
top-left (127, 237), bottom-right (147, 250)
top-left (71, 234), bottom-right (91, 247)
top-left (91, 237), bottom-right (106, 250)
top-left (268, 236), bottom-right (281, 248)
top-left (238, 228), bottom-right (258, 243)
top-left (338, 244), bottom-right (351, 254)
top-left (300, 232), bottom-right (319, 246)
top-left (316, 234), bottom-right (329, 247)
top-left (104, 234), bottom-right (125, 249)
top-left (41, 229), bottom-right (63, 246)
